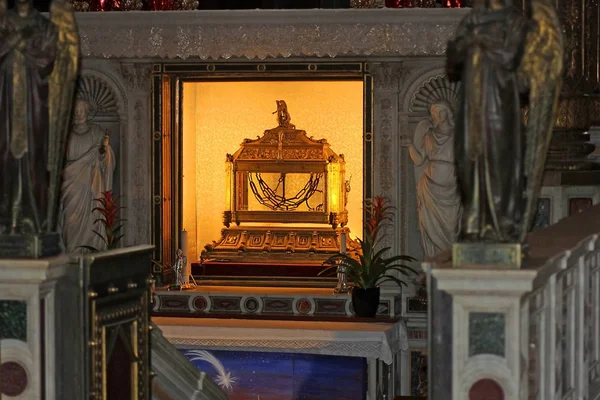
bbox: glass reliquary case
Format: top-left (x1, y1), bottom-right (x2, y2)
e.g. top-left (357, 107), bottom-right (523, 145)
top-left (203, 100), bottom-right (351, 264)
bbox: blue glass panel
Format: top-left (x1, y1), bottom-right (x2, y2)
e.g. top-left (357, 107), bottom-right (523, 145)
top-left (180, 348), bottom-right (367, 400)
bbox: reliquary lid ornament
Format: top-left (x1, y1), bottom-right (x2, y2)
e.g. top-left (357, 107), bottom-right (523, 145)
top-left (232, 100), bottom-right (343, 163)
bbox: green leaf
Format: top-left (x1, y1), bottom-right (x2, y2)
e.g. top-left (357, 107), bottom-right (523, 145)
top-left (385, 254), bottom-right (418, 263)
top-left (318, 265), bottom-right (338, 277)
top-left (108, 234), bottom-right (125, 249)
top-left (92, 230), bottom-right (109, 247)
top-left (78, 245), bottom-right (100, 253)
top-left (377, 275), bottom-right (408, 288)
top-left (386, 264), bottom-right (420, 275)
top-left (111, 224), bottom-right (124, 235)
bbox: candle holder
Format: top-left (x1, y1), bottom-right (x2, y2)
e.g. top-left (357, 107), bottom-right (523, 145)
top-left (333, 259), bottom-right (350, 294)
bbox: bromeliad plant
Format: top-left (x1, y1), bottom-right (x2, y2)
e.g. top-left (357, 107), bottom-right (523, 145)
top-left (81, 190), bottom-right (125, 253)
top-left (321, 196), bottom-right (418, 289)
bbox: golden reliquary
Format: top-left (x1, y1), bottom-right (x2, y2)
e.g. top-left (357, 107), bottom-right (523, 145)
top-left (203, 100), bottom-right (351, 264)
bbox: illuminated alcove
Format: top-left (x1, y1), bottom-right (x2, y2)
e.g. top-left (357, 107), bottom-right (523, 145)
top-left (181, 80), bottom-right (364, 262)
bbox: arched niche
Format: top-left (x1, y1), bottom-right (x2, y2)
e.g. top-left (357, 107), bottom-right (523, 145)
top-left (400, 68), bottom-right (463, 259)
top-left (409, 74), bottom-right (461, 115)
top-left (74, 72), bottom-right (125, 203)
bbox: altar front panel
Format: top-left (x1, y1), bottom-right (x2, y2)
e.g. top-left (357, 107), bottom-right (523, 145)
top-left (180, 348), bottom-right (368, 400)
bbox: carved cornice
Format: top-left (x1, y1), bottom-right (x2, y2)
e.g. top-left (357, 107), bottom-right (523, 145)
top-left (120, 63), bottom-right (152, 90)
top-left (74, 9), bottom-right (467, 60)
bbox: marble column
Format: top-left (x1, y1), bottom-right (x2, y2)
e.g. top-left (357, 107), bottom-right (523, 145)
top-left (119, 62), bottom-right (153, 246)
top-left (368, 63), bottom-right (404, 260)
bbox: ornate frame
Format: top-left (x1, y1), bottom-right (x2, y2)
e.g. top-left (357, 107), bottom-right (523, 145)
top-left (151, 62), bottom-right (374, 279)
top-left (82, 246), bottom-right (154, 400)
top-left (89, 292), bottom-right (148, 399)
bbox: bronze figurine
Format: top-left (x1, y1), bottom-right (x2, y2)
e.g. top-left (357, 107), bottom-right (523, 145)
top-left (273, 100), bottom-right (295, 129)
top-left (447, 0), bottom-right (564, 245)
top-left (0, 0), bottom-right (79, 257)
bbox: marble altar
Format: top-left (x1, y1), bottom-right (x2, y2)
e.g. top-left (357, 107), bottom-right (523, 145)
top-left (154, 316), bottom-right (408, 400)
top-left (73, 8), bottom-right (598, 396)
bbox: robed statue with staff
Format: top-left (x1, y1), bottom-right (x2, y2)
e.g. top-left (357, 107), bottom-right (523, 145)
top-left (447, 0), bottom-right (564, 265)
top-left (0, 0), bottom-right (79, 257)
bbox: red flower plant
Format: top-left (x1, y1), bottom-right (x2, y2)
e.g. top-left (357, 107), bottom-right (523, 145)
top-left (321, 195), bottom-right (417, 289)
top-left (81, 190), bottom-right (126, 253)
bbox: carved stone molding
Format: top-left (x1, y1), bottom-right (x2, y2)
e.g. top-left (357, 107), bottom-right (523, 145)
top-left (399, 64), bottom-right (445, 112)
top-left (75, 9), bottom-right (467, 60)
top-left (369, 62), bottom-right (406, 91)
top-left (77, 75), bottom-right (119, 114)
top-left (81, 64), bottom-right (129, 113)
top-left (120, 63), bottom-right (153, 90)
top-left (131, 99), bottom-right (151, 245)
top-left (399, 116), bottom-right (410, 255)
top-left (377, 97), bottom-right (395, 194)
top-left (409, 74), bottom-right (460, 114)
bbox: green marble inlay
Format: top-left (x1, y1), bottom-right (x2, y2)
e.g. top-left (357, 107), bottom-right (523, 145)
top-left (469, 312), bottom-right (505, 357)
top-left (0, 300), bottom-right (27, 341)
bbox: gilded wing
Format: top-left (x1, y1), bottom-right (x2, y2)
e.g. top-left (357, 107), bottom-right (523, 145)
top-left (518, 0), bottom-right (564, 242)
top-left (46, 0), bottom-right (80, 231)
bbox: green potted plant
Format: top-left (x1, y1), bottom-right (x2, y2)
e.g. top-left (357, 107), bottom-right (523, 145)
top-left (321, 196), bottom-right (418, 317)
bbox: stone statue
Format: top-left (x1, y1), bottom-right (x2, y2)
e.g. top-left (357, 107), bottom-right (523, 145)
top-left (447, 0), bottom-right (564, 248)
top-left (0, 0), bottom-right (79, 258)
top-left (447, 0), bottom-right (527, 243)
top-left (402, 100), bottom-right (462, 258)
top-left (59, 98), bottom-right (116, 253)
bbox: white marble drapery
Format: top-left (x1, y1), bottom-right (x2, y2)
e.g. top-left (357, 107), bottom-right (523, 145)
top-left (60, 122), bottom-right (116, 253)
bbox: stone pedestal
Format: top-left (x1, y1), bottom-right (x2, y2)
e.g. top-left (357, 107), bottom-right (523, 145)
top-left (0, 232), bottom-right (62, 259)
top-left (424, 205), bottom-right (600, 400)
top-left (0, 255), bottom-right (72, 399)
top-left (426, 265), bottom-right (536, 399)
top-left (0, 245), bottom-right (155, 399)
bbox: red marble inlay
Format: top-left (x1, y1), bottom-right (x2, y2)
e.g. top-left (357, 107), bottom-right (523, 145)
top-left (469, 379), bottom-right (504, 400)
top-left (296, 299), bottom-right (311, 314)
top-left (0, 361), bottom-right (28, 397)
top-left (193, 296), bottom-right (207, 311)
top-left (569, 197), bottom-right (593, 216)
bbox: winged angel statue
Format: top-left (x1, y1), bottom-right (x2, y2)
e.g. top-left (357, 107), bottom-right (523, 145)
top-left (0, 0), bottom-right (79, 247)
top-left (446, 0), bottom-right (564, 245)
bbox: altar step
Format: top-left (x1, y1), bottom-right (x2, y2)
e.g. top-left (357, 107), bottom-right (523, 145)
top-left (152, 285), bottom-right (403, 320)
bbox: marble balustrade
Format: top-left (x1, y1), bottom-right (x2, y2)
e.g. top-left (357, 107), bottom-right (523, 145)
top-left (425, 205), bottom-right (600, 399)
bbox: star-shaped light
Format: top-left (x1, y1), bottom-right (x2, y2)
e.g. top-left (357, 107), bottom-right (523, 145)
top-left (215, 371), bottom-right (236, 390)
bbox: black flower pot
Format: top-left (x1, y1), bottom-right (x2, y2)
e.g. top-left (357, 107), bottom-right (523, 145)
top-left (352, 287), bottom-right (380, 318)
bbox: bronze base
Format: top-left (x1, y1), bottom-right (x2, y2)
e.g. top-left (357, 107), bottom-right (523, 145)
top-left (452, 242), bottom-right (524, 269)
top-left (0, 232), bottom-right (62, 259)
